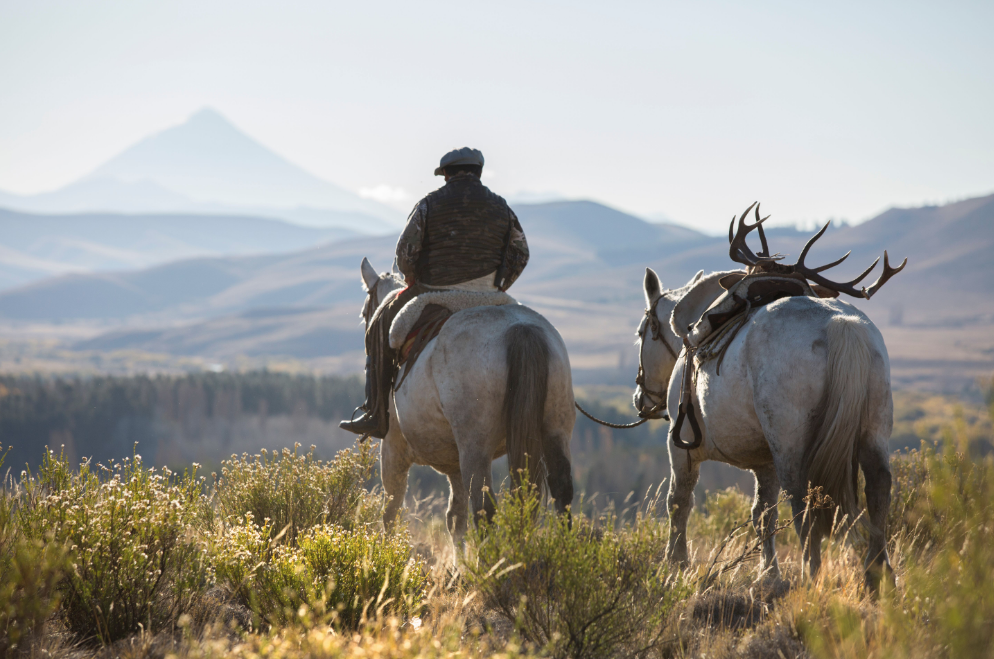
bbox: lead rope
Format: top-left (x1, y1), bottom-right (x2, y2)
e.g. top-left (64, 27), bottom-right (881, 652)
top-left (574, 299), bottom-right (676, 429)
top-left (574, 399), bottom-right (668, 428)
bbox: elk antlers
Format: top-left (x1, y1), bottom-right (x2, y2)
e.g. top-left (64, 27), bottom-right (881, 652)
top-left (728, 202), bottom-right (784, 267)
top-left (727, 202), bottom-right (908, 299)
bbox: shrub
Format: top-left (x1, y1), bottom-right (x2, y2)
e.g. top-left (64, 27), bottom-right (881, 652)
top-left (0, 533), bottom-right (66, 655)
top-left (213, 441), bottom-right (381, 544)
top-left (883, 445), bottom-right (994, 656)
top-left (689, 487), bottom-right (755, 540)
top-left (796, 443), bottom-right (994, 658)
top-left (0, 446), bottom-right (67, 654)
top-left (20, 447), bottom-right (208, 644)
top-left (888, 444), bottom-right (934, 548)
top-left (465, 484), bottom-right (690, 659)
top-left (209, 515), bottom-right (429, 629)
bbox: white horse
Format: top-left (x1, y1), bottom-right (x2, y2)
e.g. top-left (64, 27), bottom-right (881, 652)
top-left (358, 258), bottom-right (576, 549)
top-left (634, 216), bottom-right (901, 587)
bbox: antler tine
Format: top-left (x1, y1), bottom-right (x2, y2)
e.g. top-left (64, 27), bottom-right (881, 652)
top-left (795, 220), bottom-right (831, 269)
top-left (738, 201), bottom-right (759, 228)
top-left (796, 257), bottom-right (878, 299)
top-left (847, 258), bottom-right (880, 287)
top-left (795, 219), bottom-right (858, 275)
top-left (729, 201), bottom-right (784, 268)
top-left (755, 203), bottom-right (771, 257)
top-left (728, 202), bottom-right (759, 265)
top-left (813, 250), bottom-right (851, 273)
top-left (863, 251), bottom-right (908, 299)
top-left (789, 219), bottom-right (887, 298)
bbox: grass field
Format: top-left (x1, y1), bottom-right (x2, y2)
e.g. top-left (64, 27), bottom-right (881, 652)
top-left (1, 382), bottom-right (993, 659)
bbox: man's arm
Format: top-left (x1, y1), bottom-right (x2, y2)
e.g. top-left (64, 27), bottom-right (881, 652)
top-left (395, 200), bottom-right (428, 284)
top-left (499, 209), bottom-right (529, 290)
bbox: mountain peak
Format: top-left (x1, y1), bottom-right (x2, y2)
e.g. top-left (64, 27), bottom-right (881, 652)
top-left (177, 107), bottom-right (247, 140)
top-left (82, 109), bottom-right (400, 224)
top-left (187, 107), bottom-right (229, 124)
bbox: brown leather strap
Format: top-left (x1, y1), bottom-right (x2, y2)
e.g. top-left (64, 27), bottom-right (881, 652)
top-left (671, 337), bottom-right (703, 450)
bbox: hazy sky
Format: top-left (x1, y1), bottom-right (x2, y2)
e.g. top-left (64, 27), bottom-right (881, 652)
top-left (1, 0), bottom-right (992, 232)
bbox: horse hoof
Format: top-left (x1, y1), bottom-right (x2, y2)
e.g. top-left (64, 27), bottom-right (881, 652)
top-left (864, 563), bottom-right (896, 595)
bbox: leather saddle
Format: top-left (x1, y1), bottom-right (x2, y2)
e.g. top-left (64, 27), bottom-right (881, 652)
top-left (689, 272), bottom-right (838, 348)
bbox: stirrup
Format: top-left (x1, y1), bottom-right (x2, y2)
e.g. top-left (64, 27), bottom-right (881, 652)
top-left (348, 405), bottom-right (368, 422)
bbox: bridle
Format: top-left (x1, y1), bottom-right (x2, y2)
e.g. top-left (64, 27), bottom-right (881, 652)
top-left (637, 294), bottom-right (705, 450)
top-left (635, 295), bottom-right (680, 420)
top-left (571, 294), bottom-right (677, 430)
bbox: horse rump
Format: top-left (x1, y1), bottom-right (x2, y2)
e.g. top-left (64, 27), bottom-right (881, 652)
top-left (502, 323), bottom-right (550, 491)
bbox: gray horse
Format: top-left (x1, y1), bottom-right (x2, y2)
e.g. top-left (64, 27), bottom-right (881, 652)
top-left (634, 217), bottom-right (902, 587)
top-left (358, 258), bottom-right (576, 550)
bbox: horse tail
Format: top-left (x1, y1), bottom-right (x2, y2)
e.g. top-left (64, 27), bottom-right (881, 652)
top-left (503, 323), bottom-right (550, 491)
top-left (805, 314), bottom-right (873, 534)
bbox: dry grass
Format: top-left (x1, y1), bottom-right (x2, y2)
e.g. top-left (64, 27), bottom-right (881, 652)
top-left (4, 392), bottom-right (994, 659)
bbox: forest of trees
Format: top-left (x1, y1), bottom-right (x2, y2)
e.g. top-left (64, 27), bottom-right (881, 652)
top-left (0, 371), bottom-right (364, 473)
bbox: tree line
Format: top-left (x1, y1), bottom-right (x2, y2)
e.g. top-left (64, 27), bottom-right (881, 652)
top-left (0, 371), bottom-right (363, 472)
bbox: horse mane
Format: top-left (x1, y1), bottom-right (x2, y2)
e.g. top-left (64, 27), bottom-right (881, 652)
top-left (360, 273), bottom-right (405, 322)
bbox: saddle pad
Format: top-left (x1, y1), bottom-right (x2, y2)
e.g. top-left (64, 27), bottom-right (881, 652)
top-left (389, 288), bottom-right (515, 350)
top-left (395, 304), bottom-right (451, 389)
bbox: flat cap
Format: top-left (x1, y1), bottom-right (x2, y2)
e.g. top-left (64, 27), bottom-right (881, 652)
top-left (434, 147), bottom-right (485, 176)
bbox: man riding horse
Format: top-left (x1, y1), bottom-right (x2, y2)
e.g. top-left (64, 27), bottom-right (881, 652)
top-left (340, 147), bottom-right (529, 439)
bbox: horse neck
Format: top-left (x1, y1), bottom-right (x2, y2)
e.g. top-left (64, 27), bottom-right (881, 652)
top-left (668, 271), bottom-right (738, 339)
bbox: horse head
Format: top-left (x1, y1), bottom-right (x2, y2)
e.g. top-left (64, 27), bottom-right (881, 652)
top-left (633, 268), bottom-right (740, 419)
top-left (632, 267), bottom-right (683, 419)
top-left (359, 257), bottom-right (405, 329)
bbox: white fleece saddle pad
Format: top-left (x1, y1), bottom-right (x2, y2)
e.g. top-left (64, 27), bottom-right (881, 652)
top-left (389, 289), bottom-right (516, 350)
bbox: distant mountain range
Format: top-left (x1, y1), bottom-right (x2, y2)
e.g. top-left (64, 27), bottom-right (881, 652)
top-left (0, 108), bottom-right (402, 232)
top-left (0, 208), bottom-right (355, 291)
top-left (2, 194), bottom-right (991, 373)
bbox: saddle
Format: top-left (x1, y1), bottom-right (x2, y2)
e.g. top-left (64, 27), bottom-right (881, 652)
top-left (390, 289), bottom-right (516, 390)
top-left (693, 274), bottom-right (812, 342)
top-left (669, 272), bottom-right (832, 451)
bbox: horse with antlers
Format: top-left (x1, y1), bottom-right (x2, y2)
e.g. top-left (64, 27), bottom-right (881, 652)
top-left (633, 202), bottom-right (906, 588)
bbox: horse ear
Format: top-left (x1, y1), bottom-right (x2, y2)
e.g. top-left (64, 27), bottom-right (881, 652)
top-left (644, 268), bottom-right (662, 306)
top-left (691, 270), bottom-right (705, 285)
top-left (360, 257), bottom-right (379, 291)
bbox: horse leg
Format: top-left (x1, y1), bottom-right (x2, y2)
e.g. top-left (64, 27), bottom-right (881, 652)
top-left (789, 493), bottom-right (824, 580)
top-left (380, 425), bottom-right (414, 532)
top-left (751, 464), bottom-right (782, 580)
top-left (445, 470), bottom-right (470, 551)
top-left (460, 448), bottom-right (495, 527)
top-left (666, 449), bottom-right (700, 566)
top-left (859, 438), bottom-right (894, 591)
top-left (543, 431), bottom-right (574, 515)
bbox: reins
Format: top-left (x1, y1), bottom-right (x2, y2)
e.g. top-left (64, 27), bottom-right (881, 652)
top-left (574, 399), bottom-right (663, 428)
top-left (574, 296), bottom-right (676, 430)
top-left (576, 294), bottom-right (705, 452)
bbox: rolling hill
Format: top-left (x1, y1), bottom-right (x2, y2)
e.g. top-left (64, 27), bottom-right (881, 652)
top-left (0, 208), bottom-right (355, 290)
top-left (0, 200), bottom-right (706, 323)
top-left (1, 194), bottom-right (992, 390)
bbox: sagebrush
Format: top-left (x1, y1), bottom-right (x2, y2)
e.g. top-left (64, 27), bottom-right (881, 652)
top-left (466, 483), bottom-right (689, 659)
